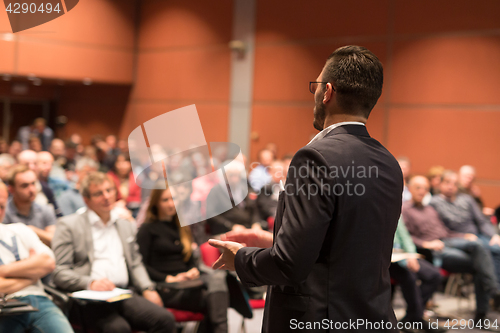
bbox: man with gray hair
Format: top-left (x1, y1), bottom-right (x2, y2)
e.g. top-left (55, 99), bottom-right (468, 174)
top-left (52, 172), bottom-right (175, 333)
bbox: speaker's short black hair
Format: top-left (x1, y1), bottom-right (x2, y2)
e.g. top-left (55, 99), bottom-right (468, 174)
top-left (323, 45), bottom-right (383, 118)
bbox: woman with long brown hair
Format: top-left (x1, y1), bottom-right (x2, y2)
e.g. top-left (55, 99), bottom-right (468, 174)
top-left (136, 184), bottom-right (229, 333)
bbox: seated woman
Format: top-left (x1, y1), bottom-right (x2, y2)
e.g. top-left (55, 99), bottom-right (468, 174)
top-left (107, 152), bottom-right (141, 218)
top-left (137, 186), bottom-right (229, 333)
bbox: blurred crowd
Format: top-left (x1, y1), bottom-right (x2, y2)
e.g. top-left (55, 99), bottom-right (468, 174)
top-left (2, 117), bottom-right (500, 333)
top-left (392, 157), bottom-right (500, 332)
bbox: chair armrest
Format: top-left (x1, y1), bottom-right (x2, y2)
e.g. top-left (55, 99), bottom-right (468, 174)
top-left (43, 284), bottom-right (72, 314)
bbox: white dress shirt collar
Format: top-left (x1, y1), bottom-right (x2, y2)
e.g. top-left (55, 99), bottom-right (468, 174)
top-left (307, 121), bottom-right (365, 146)
top-left (86, 207), bottom-right (120, 227)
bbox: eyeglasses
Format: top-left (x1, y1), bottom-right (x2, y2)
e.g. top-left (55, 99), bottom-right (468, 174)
top-left (90, 187), bottom-right (115, 198)
top-left (309, 81), bottom-right (334, 94)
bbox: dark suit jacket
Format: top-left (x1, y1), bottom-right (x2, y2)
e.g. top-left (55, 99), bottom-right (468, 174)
top-left (235, 125), bottom-right (403, 332)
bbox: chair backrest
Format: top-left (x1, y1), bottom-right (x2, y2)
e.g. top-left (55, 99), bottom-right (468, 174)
top-left (267, 217), bottom-right (275, 231)
top-left (167, 308), bottom-right (204, 322)
top-left (199, 242), bottom-right (221, 267)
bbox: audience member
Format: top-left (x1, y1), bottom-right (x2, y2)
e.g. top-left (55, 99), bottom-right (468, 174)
top-left (57, 157), bottom-right (99, 216)
top-left (8, 140), bottom-right (22, 160)
top-left (49, 138), bottom-right (67, 180)
top-left (105, 135), bottom-right (120, 156)
top-left (248, 149), bottom-right (274, 191)
top-left (68, 133), bottom-right (84, 156)
top-left (51, 172), bottom-right (175, 333)
top-left (18, 149), bottom-right (62, 217)
top-left (391, 217), bottom-right (443, 333)
top-left (168, 173), bottom-right (207, 245)
top-left (404, 175), bottom-right (500, 323)
top-left (18, 149), bottom-right (37, 171)
top-left (138, 152), bottom-right (167, 204)
top-left (37, 151), bottom-right (69, 199)
top-left (427, 166), bottom-right (444, 196)
top-left (0, 153), bottom-right (15, 184)
top-left (137, 186), bottom-right (229, 333)
top-left (117, 138), bottom-right (128, 154)
top-left (63, 140), bottom-right (79, 173)
top-left (264, 142), bottom-right (278, 160)
top-left (206, 161), bottom-right (261, 235)
top-left (4, 165), bottom-right (56, 246)
top-left (18, 118), bottom-right (54, 151)
top-left (430, 171), bottom-right (500, 276)
top-left (107, 152), bottom-right (141, 218)
top-left (0, 139), bottom-right (8, 154)
top-left (0, 181), bottom-right (73, 333)
top-left (28, 135), bottom-right (42, 152)
top-left (459, 165), bottom-right (495, 216)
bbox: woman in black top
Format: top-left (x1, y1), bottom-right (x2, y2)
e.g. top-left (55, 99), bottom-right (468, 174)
top-left (137, 185), bottom-right (229, 333)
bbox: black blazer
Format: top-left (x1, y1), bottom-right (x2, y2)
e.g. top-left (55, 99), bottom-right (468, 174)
top-left (235, 125), bottom-right (403, 332)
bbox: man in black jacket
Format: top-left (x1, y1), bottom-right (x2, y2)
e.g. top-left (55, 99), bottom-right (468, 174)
top-left (210, 45), bottom-right (403, 332)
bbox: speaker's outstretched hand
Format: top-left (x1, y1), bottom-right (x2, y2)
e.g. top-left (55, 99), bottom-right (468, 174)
top-left (208, 239), bottom-right (245, 271)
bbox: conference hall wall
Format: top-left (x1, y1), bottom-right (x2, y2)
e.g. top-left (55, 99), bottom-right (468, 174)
top-left (119, 0), bottom-right (233, 146)
top-left (0, 0), bottom-right (135, 143)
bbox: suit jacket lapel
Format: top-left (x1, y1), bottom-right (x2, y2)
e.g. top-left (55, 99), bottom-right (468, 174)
top-left (115, 221), bottom-right (132, 268)
top-left (83, 210), bottom-right (95, 264)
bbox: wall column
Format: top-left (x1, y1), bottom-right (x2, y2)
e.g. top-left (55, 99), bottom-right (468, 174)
top-left (227, 0), bottom-right (256, 157)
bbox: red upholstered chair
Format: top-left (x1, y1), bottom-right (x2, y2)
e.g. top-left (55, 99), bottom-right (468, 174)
top-left (267, 217), bottom-right (275, 231)
top-left (167, 308), bottom-right (205, 332)
top-left (200, 241), bottom-right (222, 267)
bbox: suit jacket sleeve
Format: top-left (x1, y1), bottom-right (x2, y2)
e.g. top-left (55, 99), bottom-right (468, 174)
top-left (127, 223), bottom-right (155, 291)
top-left (52, 218), bottom-right (92, 291)
top-left (235, 147), bottom-right (336, 287)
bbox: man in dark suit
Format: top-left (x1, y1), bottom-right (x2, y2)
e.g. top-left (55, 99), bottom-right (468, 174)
top-left (209, 46), bottom-right (403, 332)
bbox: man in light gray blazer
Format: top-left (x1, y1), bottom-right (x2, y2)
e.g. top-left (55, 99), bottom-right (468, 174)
top-left (52, 172), bottom-right (175, 333)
